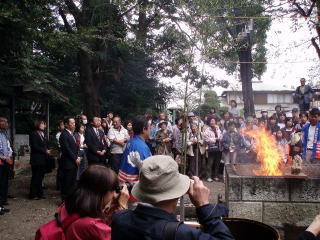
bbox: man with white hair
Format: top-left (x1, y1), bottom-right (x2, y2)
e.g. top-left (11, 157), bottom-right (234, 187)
top-left (112, 155), bottom-right (234, 240)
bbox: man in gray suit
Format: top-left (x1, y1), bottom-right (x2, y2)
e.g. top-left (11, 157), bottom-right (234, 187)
top-left (295, 78), bottom-right (314, 113)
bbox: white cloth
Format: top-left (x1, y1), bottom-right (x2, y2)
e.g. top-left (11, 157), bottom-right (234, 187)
top-left (56, 132), bottom-right (61, 147)
top-left (228, 107), bottom-right (240, 118)
top-left (79, 133), bottom-right (85, 149)
top-left (94, 127), bottom-right (100, 138)
top-left (107, 126), bottom-right (130, 154)
top-left (307, 125), bottom-right (316, 149)
top-left (277, 123), bottom-right (285, 129)
top-left (203, 126), bottom-right (222, 146)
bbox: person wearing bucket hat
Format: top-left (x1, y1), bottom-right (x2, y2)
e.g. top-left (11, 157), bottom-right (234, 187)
top-left (112, 155), bottom-right (234, 240)
top-left (156, 112), bottom-right (173, 132)
top-left (155, 121), bottom-right (172, 156)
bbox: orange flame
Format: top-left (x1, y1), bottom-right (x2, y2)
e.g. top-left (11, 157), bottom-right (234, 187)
top-left (244, 126), bottom-right (283, 176)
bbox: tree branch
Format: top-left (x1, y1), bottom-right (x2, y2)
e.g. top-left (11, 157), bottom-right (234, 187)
top-left (58, 8), bottom-right (74, 33)
top-left (292, 0), bottom-right (315, 17)
top-left (64, 0), bottom-right (81, 23)
top-left (311, 37), bottom-right (320, 59)
top-left (120, 3), bottom-right (139, 17)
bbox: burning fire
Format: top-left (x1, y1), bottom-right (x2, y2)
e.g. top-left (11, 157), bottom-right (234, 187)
top-left (244, 126), bottom-right (284, 176)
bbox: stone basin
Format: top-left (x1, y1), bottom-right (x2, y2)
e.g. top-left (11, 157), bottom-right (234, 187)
top-left (225, 163), bottom-right (320, 240)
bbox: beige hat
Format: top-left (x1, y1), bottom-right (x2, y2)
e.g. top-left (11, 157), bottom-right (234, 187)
top-left (131, 155), bottom-right (191, 204)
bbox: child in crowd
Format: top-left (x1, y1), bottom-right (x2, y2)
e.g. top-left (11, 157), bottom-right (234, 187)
top-left (290, 129), bottom-right (303, 174)
top-left (267, 116), bottom-right (280, 135)
top-left (281, 118), bottom-right (294, 143)
top-left (295, 112), bottom-right (309, 130)
top-left (277, 113), bottom-right (286, 129)
top-left (275, 130), bottom-right (289, 164)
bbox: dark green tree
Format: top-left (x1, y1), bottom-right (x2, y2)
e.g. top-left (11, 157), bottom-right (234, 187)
top-left (181, 0), bottom-right (272, 117)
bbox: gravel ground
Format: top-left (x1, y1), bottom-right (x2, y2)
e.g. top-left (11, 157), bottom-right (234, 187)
top-left (0, 166), bottom-right (60, 240)
top-left (0, 161), bottom-right (225, 240)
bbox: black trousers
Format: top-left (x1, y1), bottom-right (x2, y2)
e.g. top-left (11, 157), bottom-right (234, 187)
top-left (61, 168), bottom-right (77, 200)
top-left (56, 157), bottom-right (63, 191)
top-left (29, 165), bottom-right (45, 198)
top-left (110, 153), bottom-right (122, 174)
top-left (187, 152), bottom-right (206, 179)
top-left (299, 103), bottom-right (310, 113)
top-left (0, 163), bottom-right (9, 206)
top-left (207, 151), bottom-right (222, 178)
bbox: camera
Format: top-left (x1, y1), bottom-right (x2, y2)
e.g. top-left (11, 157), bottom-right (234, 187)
top-left (115, 181), bottom-right (135, 194)
top-left (123, 181), bottom-right (135, 194)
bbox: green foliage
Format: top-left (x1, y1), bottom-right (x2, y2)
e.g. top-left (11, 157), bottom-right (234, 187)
top-left (194, 90), bottom-right (224, 119)
top-left (1, 0), bottom-right (272, 134)
top-left (181, 0), bottom-right (272, 79)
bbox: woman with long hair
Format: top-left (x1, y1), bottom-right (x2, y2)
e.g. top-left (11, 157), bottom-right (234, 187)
top-left (60, 165), bottom-right (129, 239)
top-left (74, 123), bottom-right (87, 180)
top-left (29, 120), bottom-right (50, 200)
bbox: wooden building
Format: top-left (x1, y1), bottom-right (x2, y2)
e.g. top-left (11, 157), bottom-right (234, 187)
top-left (220, 82), bottom-right (299, 116)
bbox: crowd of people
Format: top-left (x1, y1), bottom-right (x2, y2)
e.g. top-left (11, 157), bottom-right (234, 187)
top-left (1, 83), bottom-right (320, 239)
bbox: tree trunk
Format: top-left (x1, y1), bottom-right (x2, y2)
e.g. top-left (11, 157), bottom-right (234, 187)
top-left (238, 49), bottom-right (255, 117)
top-left (136, 0), bottom-right (148, 76)
top-left (78, 50), bottom-right (101, 118)
top-left (234, 11), bottom-right (255, 118)
top-left (313, 0), bottom-right (320, 59)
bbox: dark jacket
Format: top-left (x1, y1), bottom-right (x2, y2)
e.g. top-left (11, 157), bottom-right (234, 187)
top-left (221, 131), bottom-right (243, 152)
top-left (85, 126), bottom-right (106, 165)
top-left (295, 85), bottom-right (314, 104)
top-left (299, 231), bottom-right (320, 240)
top-left (30, 131), bottom-right (48, 166)
top-left (59, 129), bottom-right (78, 169)
top-left (111, 203), bottom-right (234, 240)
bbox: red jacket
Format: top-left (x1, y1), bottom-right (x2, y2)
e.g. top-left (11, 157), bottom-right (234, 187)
top-left (59, 204), bottom-right (111, 240)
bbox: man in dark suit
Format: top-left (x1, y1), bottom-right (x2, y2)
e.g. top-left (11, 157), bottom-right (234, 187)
top-left (85, 116), bottom-right (106, 165)
top-left (59, 116), bottom-right (80, 200)
top-left (295, 78), bottom-right (314, 113)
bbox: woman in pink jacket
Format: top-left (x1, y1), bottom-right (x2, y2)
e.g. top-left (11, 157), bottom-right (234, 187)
top-left (60, 165), bottom-right (129, 239)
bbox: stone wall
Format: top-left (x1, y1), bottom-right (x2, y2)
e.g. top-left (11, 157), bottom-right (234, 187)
top-left (225, 165), bottom-right (320, 240)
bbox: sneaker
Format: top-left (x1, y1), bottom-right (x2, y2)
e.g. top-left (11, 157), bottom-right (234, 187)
top-left (207, 178), bottom-right (213, 182)
top-left (214, 177), bottom-right (219, 181)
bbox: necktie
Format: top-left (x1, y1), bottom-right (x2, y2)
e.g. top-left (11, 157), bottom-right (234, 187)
top-left (72, 133), bottom-right (76, 143)
top-left (96, 128), bottom-right (100, 138)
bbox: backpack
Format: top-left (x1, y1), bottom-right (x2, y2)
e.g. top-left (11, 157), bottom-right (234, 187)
top-left (35, 212), bottom-right (80, 240)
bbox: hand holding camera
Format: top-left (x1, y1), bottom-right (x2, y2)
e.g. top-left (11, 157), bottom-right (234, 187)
top-left (188, 176), bottom-right (210, 208)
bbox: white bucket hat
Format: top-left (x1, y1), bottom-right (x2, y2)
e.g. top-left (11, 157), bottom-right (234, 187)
top-left (131, 155), bottom-right (191, 204)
